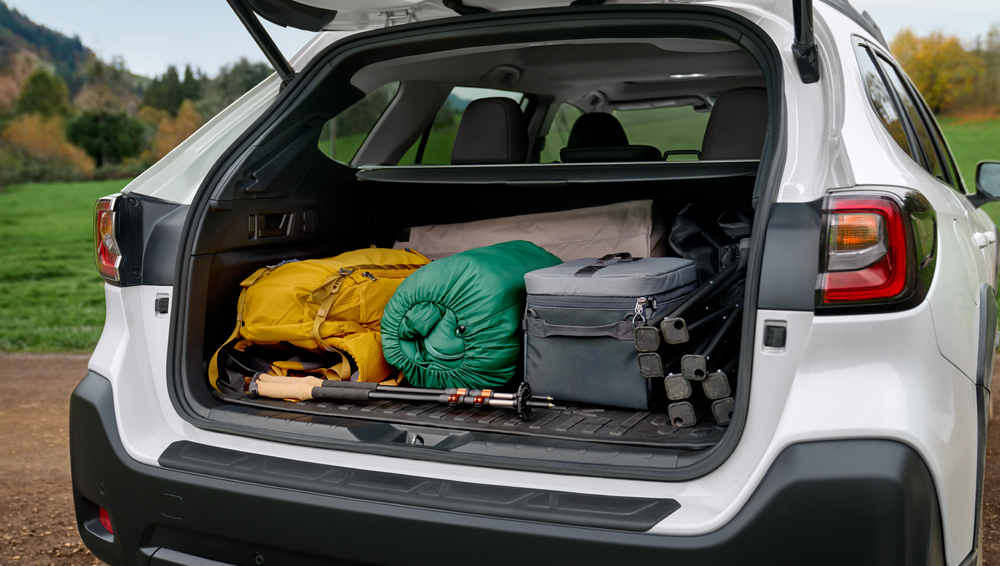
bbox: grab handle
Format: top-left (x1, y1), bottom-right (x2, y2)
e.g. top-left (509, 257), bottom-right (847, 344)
top-left (573, 252), bottom-right (634, 277)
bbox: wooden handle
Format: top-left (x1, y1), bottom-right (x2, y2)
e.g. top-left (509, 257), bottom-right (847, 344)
top-left (257, 373), bottom-right (326, 388)
top-left (256, 381), bottom-right (315, 400)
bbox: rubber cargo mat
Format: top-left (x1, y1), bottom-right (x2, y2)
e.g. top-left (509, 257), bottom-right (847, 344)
top-left (218, 394), bottom-right (725, 450)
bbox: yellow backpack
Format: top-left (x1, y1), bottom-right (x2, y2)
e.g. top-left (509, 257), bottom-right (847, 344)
top-left (209, 248), bottom-right (429, 393)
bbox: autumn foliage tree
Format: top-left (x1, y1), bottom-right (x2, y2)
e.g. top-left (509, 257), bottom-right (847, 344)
top-left (1, 114), bottom-right (94, 182)
top-left (150, 100), bottom-right (203, 161)
top-left (891, 28), bottom-right (982, 113)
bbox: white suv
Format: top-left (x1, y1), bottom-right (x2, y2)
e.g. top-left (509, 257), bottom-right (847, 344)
top-left (72, 1), bottom-right (1000, 565)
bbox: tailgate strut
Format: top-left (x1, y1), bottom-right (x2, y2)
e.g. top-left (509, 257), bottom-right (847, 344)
top-left (226, 0), bottom-right (296, 87)
top-left (792, 0), bottom-right (820, 83)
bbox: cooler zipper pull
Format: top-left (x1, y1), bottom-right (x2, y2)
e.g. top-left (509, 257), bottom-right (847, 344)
top-left (635, 297), bottom-right (647, 316)
top-left (362, 272), bottom-right (377, 281)
top-left (634, 296), bottom-right (656, 324)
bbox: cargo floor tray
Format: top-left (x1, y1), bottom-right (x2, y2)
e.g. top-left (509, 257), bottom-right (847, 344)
top-left (216, 393), bottom-right (726, 450)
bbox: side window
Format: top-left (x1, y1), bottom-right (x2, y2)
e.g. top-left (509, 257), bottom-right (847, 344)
top-left (853, 44), bottom-right (911, 157)
top-left (317, 82), bottom-right (399, 165)
top-left (398, 87), bottom-right (524, 165)
top-left (540, 104), bottom-right (584, 163)
top-left (909, 84), bottom-right (966, 192)
top-left (926, 115), bottom-right (966, 192)
top-left (876, 55), bottom-right (947, 183)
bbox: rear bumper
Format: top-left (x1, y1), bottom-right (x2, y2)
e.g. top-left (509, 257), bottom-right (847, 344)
top-left (72, 372), bottom-right (950, 566)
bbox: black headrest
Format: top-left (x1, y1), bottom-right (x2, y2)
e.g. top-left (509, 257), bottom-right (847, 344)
top-left (701, 87), bottom-right (768, 161)
top-left (560, 145), bottom-right (662, 163)
top-left (567, 113), bottom-right (629, 148)
top-left (450, 98), bottom-right (528, 165)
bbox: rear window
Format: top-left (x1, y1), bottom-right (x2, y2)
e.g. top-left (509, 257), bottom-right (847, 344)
top-left (398, 87), bottom-right (525, 165)
top-left (540, 104), bottom-right (711, 162)
top-left (318, 82), bottom-right (399, 165)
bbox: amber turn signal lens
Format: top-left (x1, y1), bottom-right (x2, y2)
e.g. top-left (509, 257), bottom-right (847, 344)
top-left (830, 213), bottom-right (881, 252)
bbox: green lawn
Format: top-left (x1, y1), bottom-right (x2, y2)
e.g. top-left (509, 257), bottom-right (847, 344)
top-left (938, 117), bottom-right (1000, 225)
top-left (0, 179), bottom-right (131, 351)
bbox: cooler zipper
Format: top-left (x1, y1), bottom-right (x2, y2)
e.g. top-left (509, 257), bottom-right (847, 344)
top-left (528, 295), bottom-right (656, 318)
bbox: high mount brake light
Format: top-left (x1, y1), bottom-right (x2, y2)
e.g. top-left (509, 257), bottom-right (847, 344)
top-left (94, 195), bottom-right (123, 284)
top-left (820, 194), bottom-right (910, 304)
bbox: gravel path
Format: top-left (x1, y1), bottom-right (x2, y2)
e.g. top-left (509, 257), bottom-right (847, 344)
top-left (2, 351), bottom-right (1000, 565)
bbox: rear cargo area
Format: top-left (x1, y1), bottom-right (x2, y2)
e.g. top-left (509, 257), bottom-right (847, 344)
top-left (170, 12), bottom-right (778, 475)
top-left (182, 171), bottom-right (754, 468)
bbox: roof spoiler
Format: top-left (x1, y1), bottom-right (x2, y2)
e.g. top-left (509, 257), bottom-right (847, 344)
top-left (226, 0), bottom-right (296, 88)
top-left (792, 0), bottom-right (820, 83)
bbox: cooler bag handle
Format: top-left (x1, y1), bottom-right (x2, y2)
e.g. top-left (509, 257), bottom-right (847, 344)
top-left (524, 313), bottom-right (634, 341)
top-left (573, 252), bottom-right (634, 277)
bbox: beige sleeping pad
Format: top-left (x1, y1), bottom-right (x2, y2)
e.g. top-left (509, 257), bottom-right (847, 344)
top-left (393, 199), bottom-right (667, 261)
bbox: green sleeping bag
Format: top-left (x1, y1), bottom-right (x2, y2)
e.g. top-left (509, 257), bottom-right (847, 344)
top-left (381, 241), bottom-right (561, 389)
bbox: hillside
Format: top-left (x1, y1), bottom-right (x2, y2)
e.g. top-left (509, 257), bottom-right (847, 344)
top-left (0, 1), bottom-right (90, 92)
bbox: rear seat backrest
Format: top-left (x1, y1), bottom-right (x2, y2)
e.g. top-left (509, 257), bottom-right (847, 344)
top-left (450, 97), bottom-right (528, 165)
top-left (700, 87), bottom-right (768, 161)
top-left (565, 113), bottom-right (630, 148)
top-left (559, 112), bottom-right (662, 163)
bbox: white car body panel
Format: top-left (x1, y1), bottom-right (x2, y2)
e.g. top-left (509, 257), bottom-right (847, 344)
top-left (89, 3), bottom-right (992, 564)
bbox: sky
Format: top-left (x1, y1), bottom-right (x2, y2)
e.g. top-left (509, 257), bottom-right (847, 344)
top-left (8, 0), bottom-right (1000, 79)
top-left (9, 0), bottom-right (314, 78)
top-left (850, 0), bottom-right (1000, 44)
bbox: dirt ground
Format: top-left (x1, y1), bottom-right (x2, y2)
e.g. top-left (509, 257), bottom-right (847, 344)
top-left (0, 353), bottom-right (98, 566)
top-left (5, 352), bottom-right (1000, 565)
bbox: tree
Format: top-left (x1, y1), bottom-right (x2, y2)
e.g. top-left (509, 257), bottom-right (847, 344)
top-left (181, 65), bottom-right (203, 102)
top-left (891, 28), bottom-right (982, 113)
top-left (15, 68), bottom-right (70, 118)
top-left (2, 113), bottom-right (94, 178)
top-left (74, 56), bottom-right (140, 114)
top-left (151, 100), bottom-right (203, 161)
top-left (66, 111), bottom-right (145, 167)
top-left (142, 65), bottom-right (183, 114)
top-left (0, 52), bottom-right (38, 110)
top-left (194, 58), bottom-right (271, 119)
top-left (970, 24), bottom-right (1000, 110)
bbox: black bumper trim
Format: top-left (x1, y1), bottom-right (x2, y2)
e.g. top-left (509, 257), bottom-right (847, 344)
top-left (159, 441), bottom-right (680, 531)
top-left (72, 372), bottom-right (948, 566)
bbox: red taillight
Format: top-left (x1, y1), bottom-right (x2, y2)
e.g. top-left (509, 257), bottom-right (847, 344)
top-left (820, 194), bottom-right (910, 304)
top-left (94, 195), bottom-right (122, 284)
top-left (98, 506), bottom-right (114, 534)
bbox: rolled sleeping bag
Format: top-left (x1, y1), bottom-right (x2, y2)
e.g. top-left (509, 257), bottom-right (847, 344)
top-left (381, 240), bottom-right (561, 389)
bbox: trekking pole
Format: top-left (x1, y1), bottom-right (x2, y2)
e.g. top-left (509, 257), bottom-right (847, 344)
top-left (253, 374), bottom-right (554, 403)
top-left (250, 376), bottom-right (541, 420)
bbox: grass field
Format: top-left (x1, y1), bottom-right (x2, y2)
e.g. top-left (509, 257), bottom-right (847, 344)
top-left (2, 118), bottom-right (999, 352)
top-left (0, 179), bottom-right (131, 351)
top-left (939, 117), bottom-right (1000, 226)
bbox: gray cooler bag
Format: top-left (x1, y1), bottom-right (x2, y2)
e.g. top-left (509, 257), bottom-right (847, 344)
top-left (523, 253), bottom-right (698, 410)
